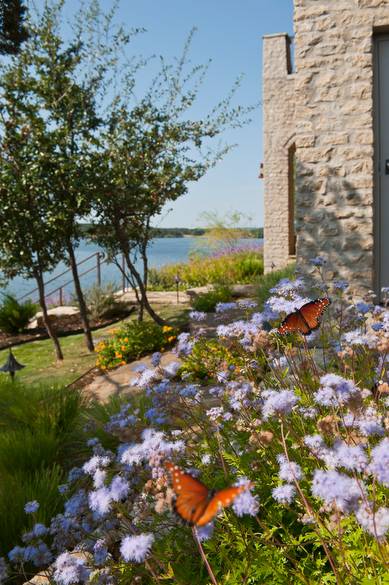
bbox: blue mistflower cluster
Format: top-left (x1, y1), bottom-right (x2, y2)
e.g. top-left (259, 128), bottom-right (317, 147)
top-left (4, 273), bottom-right (389, 584)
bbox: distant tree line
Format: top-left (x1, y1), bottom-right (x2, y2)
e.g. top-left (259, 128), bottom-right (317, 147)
top-left (79, 225), bottom-right (263, 239)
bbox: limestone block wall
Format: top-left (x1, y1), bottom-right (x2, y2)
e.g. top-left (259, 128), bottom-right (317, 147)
top-left (263, 34), bottom-right (295, 273)
top-left (294, 0), bottom-right (389, 294)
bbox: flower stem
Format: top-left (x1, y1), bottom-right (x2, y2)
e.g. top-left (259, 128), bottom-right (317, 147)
top-left (192, 526), bottom-right (219, 585)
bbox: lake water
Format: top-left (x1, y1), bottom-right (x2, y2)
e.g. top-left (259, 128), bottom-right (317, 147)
top-left (3, 237), bottom-right (263, 302)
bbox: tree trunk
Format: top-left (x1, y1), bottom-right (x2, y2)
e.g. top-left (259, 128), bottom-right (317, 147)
top-left (123, 252), bottom-right (167, 326)
top-left (34, 270), bottom-right (64, 361)
top-left (66, 240), bottom-right (94, 352)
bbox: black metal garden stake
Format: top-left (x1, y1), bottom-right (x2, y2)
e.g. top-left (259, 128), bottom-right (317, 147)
top-left (174, 274), bottom-right (180, 304)
top-left (0, 348), bottom-right (25, 381)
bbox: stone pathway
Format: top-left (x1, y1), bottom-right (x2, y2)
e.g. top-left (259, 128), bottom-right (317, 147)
top-left (116, 283), bottom-right (257, 305)
top-left (84, 306), bottom-right (257, 403)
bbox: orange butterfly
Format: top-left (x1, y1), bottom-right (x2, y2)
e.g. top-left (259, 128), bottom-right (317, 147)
top-left (164, 461), bottom-right (251, 526)
top-left (278, 298), bottom-right (331, 336)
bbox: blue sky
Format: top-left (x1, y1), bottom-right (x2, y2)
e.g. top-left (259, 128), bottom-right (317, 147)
top-left (37, 0), bottom-right (294, 228)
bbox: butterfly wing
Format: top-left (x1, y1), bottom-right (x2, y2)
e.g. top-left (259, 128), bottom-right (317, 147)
top-left (278, 310), bottom-right (311, 335)
top-left (278, 298), bottom-right (330, 336)
top-left (165, 461), bottom-right (210, 525)
top-left (196, 485), bottom-right (250, 527)
top-left (299, 298), bottom-right (330, 332)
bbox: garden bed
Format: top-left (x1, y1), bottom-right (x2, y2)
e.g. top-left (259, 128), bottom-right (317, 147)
top-left (0, 307), bottom-right (136, 350)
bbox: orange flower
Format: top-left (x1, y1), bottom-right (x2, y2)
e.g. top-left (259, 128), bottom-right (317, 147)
top-left (167, 336), bottom-right (176, 343)
top-left (163, 325), bottom-right (173, 333)
top-left (115, 352), bottom-right (123, 359)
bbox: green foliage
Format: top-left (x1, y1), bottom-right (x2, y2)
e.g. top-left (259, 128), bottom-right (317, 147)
top-left (74, 282), bottom-right (127, 321)
top-left (0, 0), bottom-right (29, 55)
top-left (95, 322), bottom-right (178, 370)
top-left (149, 249), bottom-right (263, 290)
top-left (191, 285), bottom-right (233, 313)
top-left (0, 378), bottom-right (89, 552)
top-left (197, 210), bottom-right (254, 252)
top-left (0, 293), bottom-right (37, 334)
top-left (256, 264), bottom-right (296, 308)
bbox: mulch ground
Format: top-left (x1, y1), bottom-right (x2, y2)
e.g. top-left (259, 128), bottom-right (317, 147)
top-left (0, 308), bottom-right (135, 350)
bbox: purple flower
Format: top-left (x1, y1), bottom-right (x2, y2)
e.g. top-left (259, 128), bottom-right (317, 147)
top-left (23, 542), bottom-right (52, 567)
top-left (262, 389), bottom-right (299, 419)
top-left (120, 429), bottom-right (184, 466)
top-left (93, 468), bottom-right (107, 489)
top-left (94, 539), bottom-right (109, 566)
top-left (368, 438), bottom-right (389, 487)
top-left (175, 333), bottom-right (193, 356)
top-left (189, 311), bottom-right (207, 321)
top-left (272, 484), bottom-right (296, 505)
top-left (67, 467), bottom-right (84, 483)
top-left (32, 523), bottom-right (48, 538)
top-left (8, 546), bottom-right (25, 563)
top-left (356, 407), bottom-right (384, 437)
top-left (64, 489), bottom-right (88, 517)
top-left (163, 362), bottom-right (181, 377)
top-left (311, 470), bottom-right (364, 513)
top-left (355, 302), bottom-right (372, 315)
top-left (151, 352), bottom-right (162, 367)
top-left (195, 523), bottom-right (214, 541)
top-left (334, 442), bottom-right (367, 473)
top-left (356, 504), bottom-right (389, 540)
top-left (304, 434), bottom-right (325, 452)
top-left (215, 302), bottom-right (237, 313)
top-left (134, 368), bottom-right (158, 388)
top-left (277, 455), bottom-right (303, 482)
top-left (315, 374), bottom-right (360, 407)
top-left (238, 299), bottom-right (258, 309)
top-left (83, 455), bottom-right (110, 475)
top-left (24, 500), bottom-right (39, 514)
top-left (53, 552), bottom-right (91, 585)
top-left (88, 487), bottom-right (112, 516)
top-left (333, 280), bottom-right (348, 291)
top-left (228, 382), bottom-right (252, 410)
top-left (120, 533), bottom-right (154, 563)
top-left (343, 330), bottom-right (378, 349)
top-left (179, 384), bottom-right (199, 398)
top-left (232, 488), bottom-right (259, 517)
top-left (110, 475), bottom-right (130, 501)
top-left (310, 256), bottom-right (326, 267)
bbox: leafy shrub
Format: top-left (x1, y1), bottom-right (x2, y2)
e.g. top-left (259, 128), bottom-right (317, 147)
top-left (95, 321), bottom-right (178, 369)
top-left (148, 248), bottom-right (263, 290)
top-left (0, 294), bottom-right (37, 334)
top-left (77, 283), bottom-right (128, 321)
top-left (191, 285), bottom-right (233, 312)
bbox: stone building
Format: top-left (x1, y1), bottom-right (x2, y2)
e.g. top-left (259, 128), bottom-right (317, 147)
top-left (263, 0), bottom-right (389, 297)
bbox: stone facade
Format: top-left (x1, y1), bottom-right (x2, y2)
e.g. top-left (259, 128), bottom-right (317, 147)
top-left (263, 34), bottom-right (295, 273)
top-left (263, 0), bottom-right (389, 295)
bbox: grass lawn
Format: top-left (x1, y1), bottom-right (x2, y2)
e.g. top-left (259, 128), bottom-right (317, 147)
top-left (0, 304), bottom-right (189, 386)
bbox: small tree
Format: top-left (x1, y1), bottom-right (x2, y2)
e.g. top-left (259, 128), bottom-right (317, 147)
top-left (0, 0), bottom-right (136, 352)
top-left (93, 33), bottom-right (252, 324)
top-left (0, 111), bottom-right (65, 359)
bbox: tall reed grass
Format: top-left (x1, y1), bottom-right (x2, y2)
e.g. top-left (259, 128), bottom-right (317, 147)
top-left (0, 380), bottom-right (89, 554)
